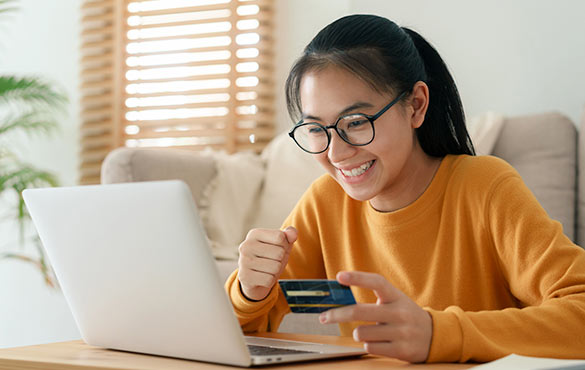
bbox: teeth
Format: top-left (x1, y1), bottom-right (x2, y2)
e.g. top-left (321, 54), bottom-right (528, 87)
top-left (340, 161), bottom-right (373, 177)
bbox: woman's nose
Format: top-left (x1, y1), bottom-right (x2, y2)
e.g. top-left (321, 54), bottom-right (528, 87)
top-left (327, 130), bottom-right (357, 164)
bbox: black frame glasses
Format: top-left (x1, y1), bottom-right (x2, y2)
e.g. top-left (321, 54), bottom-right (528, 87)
top-left (288, 91), bottom-right (407, 154)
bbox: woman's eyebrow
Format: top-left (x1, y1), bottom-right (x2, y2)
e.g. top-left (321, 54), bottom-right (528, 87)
top-left (301, 101), bottom-right (375, 121)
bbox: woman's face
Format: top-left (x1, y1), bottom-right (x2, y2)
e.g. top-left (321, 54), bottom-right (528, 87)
top-left (299, 66), bottom-right (432, 211)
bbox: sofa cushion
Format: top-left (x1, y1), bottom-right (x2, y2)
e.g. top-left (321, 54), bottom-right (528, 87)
top-left (578, 107), bottom-right (585, 246)
top-left (101, 147), bottom-right (216, 206)
top-left (248, 132), bottom-right (326, 230)
top-left (197, 133), bottom-right (324, 259)
top-left (468, 112), bottom-right (505, 156)
top-left (199, 151), bottom-right (265, 259)
top-left (491, 112), bottom-right (577, 241)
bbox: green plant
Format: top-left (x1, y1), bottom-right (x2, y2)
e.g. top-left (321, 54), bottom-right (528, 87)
top-left (0, 0), bottom-right (68, 287)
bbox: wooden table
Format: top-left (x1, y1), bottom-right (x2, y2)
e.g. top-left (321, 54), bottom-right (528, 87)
top-left (0, 332), bottom-right (473, 370)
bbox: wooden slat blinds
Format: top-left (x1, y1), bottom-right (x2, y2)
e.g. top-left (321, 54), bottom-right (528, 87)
top-left (79, 0), bottom-right (275, 184)
top-left (79, 0), bottom-right (119, 184)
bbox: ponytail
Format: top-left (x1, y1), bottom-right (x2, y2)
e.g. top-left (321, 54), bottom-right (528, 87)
top-left (402, 27), bottom-right (475, 156)
top-left (286, 15), bottom-right (475, 157)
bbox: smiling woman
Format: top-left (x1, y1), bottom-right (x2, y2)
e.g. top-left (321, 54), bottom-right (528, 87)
top-left (225, 14), bottom-right (585, 364)
top-left (79, 0), bottom-right (275, 184)
top-left (296, 68), bottom-right (441, 212)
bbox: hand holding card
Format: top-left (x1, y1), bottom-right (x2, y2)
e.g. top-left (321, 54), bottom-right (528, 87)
top-left (279, 279), bottom-right (356, 313)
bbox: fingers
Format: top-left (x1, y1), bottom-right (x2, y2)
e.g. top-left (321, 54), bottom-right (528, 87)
top-left (353, 323), bottom-right (412, 343)
top-left (283, 226), bottom-right (298, 244)
top-left (237, 269), bottom-right (276, 289)
top-left (321, 272), bottom-right (432, 362)
top-left (240, 228), bottom-right (295, 260)
top-left (237, 227), bottom-right (297, 301)
top-left (363, 341), bottom-right (424, 363)
top-left (246, 228), bottom-right (295, 248)
top-left (243, 242), bottom-right (286, 261)
top-left (320, 302), bottom-right (418, 326)
top-left (336, 271), bottom-right (401, 304)
top-left (320, 303), bottom-right (392, 324)
top-left (243, 254), bottom-right (282, 275)
top-left (338, 316), bottom-right (431, 363)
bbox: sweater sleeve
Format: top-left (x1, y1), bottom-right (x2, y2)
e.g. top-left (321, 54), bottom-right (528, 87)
top-left (224, 179), bottom-right (329, 333)
top-left (426, 172), bottom-right (585, 362)
top-left (225, 269), bottom-right (290, 332)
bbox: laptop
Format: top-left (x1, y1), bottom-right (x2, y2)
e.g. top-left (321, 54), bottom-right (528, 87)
top-left (22, 180), bottom-right (366, 367)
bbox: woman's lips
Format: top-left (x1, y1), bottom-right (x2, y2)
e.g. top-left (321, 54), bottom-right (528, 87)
top-left (337, 160), bottom-right (376, 181)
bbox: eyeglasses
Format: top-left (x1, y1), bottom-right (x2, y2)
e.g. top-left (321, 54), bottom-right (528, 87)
top-left (288, 91), bottom-right (407, 154)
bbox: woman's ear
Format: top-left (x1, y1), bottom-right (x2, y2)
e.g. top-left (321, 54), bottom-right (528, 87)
top-left (409, 81), bottom-right (429, 129)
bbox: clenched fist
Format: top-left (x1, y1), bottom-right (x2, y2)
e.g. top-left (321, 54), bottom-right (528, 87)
top-left (237, 226), bottom-right (297, 301)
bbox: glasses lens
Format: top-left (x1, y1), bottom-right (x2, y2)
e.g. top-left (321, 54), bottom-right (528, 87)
top-left (293, 123), bottom-right (328, 153)
top-left (337, 115), bottom-right (373, 145)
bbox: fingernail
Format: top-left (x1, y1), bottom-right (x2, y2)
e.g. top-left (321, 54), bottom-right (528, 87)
top-left (353, 329), bottom-right (359, 342)
top-left (319, 313), bottom-right (327, 323)
top-left (337, 271), bottom-right (348, 280)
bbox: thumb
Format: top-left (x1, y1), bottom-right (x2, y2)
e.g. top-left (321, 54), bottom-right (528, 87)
top-left (283, 226), bottom-right (298, 245)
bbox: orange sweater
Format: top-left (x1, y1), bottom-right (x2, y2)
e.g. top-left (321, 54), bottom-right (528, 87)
top-left (226, 155), bottom-right (585, 362)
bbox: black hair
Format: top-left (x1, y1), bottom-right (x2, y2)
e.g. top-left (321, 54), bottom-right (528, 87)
top-left (285, 14), bottom-right (475, 157)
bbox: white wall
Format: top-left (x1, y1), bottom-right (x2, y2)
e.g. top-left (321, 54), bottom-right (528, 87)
top-left (273, 0), bottom-right (585, 132)
top-left (0, 0), bottom-right (80, 348)
top-left (274, 0), bottom-right (352, 132)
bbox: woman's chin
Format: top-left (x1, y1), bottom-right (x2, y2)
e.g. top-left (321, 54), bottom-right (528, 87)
top-left (340, 185), bottom-right (375, 202)
top-left (326, 171), bottom-right (377, 202)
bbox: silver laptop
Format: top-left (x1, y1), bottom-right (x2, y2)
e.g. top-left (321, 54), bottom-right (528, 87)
top-left (22, 180), bottom-right (365, 367)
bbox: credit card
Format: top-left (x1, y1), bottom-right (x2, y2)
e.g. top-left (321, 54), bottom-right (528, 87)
top-left (278, 279), bottom-right (356, 313)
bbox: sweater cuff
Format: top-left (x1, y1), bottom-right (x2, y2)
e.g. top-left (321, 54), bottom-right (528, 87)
top-left (225, 269), bottom-right (279, 316)
top-left (424, 307), bottom-right (464, 363)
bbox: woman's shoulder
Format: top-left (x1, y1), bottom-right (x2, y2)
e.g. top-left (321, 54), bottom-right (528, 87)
top-left (429, 155), bottom-right (526, 221)
top-left (448, 154), bottom-right (519, 182)
top-left (440, 155), bottom-right (521, 198)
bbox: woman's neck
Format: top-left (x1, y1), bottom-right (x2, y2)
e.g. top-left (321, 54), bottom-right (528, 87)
top-left (369, 150), bottom-right (443, 213)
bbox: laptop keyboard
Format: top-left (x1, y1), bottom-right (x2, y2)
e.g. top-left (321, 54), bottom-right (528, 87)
top-left (247, 344), bottom-right (317, 356)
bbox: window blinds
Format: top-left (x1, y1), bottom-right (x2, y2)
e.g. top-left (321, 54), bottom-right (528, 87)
top-left (79, 0), bottom-right (121, 185)
top-left (79, 0), bottom-right (275, 184)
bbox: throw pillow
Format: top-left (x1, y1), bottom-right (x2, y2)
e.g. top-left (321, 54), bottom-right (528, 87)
top-left (248, 131), bottom-right (326, 230)
top-left (198, 150), bottom-right (264, 259)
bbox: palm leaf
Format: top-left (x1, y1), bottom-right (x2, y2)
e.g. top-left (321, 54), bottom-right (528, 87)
top-left (0, 0), bottom-right (61, 289)
top-left (0, 247), bottom-right (57, 288)
top-left (13, 167), bottom-right (58, 219)
top-left (0, 164), bottom-right (58, 194)
top-left (0, 147), bottom-right (16, 161)
top-left (0, 76), bottom-right (67, 110)
top-left (0, 163), bottom-right (57, 264)
top-left (0, 111), bottom-right (59, 136)
top-left (0, 0), bottom-right (17, 14)
top-left (0, 160), bottom-right (59, 289)
top-left (0, 164), bottom-right (58, 228)
top-left (33, 238), bottom-right (57, 288)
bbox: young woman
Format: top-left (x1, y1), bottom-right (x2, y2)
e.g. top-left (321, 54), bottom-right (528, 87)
top-left (225, 14), bottom-right (585, 363)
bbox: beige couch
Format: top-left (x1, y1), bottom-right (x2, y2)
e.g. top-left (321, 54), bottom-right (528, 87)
top-left (101, 111), bottom-right (584, 334)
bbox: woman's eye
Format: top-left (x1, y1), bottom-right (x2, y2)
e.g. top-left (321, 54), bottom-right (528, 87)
top-left (348, 119), bottom-right (368, 128)
top-left (308, 126), bottom-right (324, 135)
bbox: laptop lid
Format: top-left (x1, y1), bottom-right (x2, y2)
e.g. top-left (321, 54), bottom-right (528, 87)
top-left (23, 180), bottom-right (365, 367)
